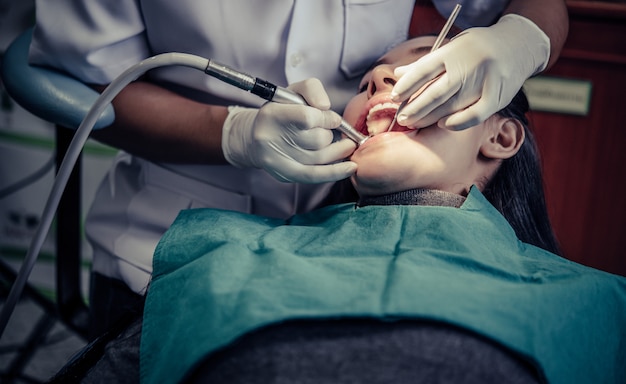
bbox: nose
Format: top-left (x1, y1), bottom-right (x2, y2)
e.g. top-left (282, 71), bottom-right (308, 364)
top-left (367, 65), bottom-right (397, 98)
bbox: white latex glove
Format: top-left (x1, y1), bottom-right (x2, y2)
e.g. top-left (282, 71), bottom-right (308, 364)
top-left (391, 14), bottom-right (550, 131)
top-left (222, 78), bottom-right (357, 183)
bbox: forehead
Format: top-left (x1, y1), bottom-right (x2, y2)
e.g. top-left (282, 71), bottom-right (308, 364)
top-left (378, 36), bottom-right (439, 67)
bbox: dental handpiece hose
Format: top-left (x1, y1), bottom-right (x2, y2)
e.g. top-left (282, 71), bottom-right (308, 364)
top-left (0, 53), bottom-right (366, 338)
top-left (205, 60), bottom-right (369, 146)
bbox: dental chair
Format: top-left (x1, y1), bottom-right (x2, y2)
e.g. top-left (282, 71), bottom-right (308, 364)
top-left (1, 27), bottom-right (115, 341)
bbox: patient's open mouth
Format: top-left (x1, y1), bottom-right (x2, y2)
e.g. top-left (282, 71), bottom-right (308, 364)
top-left (355, 101), bottom-right (414, 136)
top-left (366, 103), bottom-right (398, 135)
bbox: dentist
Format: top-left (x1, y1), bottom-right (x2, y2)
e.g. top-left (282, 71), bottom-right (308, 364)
top-left (29, 0), bottom-right (568, 338)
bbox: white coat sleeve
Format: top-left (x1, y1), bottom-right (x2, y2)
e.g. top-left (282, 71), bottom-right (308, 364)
top-left (28, 0), bottom-right (150, 84)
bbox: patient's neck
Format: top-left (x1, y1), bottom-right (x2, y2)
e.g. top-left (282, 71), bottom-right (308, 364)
top-left (358, 189), bottom-right (465, 208)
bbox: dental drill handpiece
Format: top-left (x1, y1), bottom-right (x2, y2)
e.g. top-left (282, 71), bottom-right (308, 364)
top-left (205, 60), bottom-right (369, 146)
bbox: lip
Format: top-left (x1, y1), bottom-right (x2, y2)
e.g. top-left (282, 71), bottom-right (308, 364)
top-left (356, 129), bottom-right (420, 152)
top-left (365, 93), bottom-right (397, 113)
top-left (354, 93), bottom-right (401, 136)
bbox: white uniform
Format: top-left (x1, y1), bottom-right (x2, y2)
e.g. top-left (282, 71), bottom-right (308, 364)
top-left (29, 0), bottom-right (508, 294)
top-left (29, 0), bottom-right (415, 293)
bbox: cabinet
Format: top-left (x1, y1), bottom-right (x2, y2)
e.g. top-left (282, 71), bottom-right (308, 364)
top-left (530, 1), bottom-right (626, 276)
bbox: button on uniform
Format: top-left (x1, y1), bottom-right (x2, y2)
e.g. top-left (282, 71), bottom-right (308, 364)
top-left (289, 52), bottom-right (303, 67)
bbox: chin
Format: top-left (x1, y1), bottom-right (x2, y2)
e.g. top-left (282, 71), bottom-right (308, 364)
top-left (351, 173), bottom-right (405, 197)
top-left (350, 158), bottom-right (421, 197)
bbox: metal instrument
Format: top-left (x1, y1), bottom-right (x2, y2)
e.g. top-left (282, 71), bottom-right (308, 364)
top-left (205, 61), bottom-right (369, 146)
top-left (387, 3), bottom-right (462, 131)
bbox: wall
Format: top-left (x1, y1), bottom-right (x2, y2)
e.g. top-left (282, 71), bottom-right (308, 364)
top-left (530, 1), bottom-right (626, 276)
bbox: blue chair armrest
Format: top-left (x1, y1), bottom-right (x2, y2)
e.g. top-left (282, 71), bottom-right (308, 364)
top-left (1, 27), bottom-right (114, 130)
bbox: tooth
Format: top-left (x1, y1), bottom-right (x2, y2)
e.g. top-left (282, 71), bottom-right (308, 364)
top-left (366, 103), bottom-right (399, 122)
top-left (364, 103), bottom-right (399, 135)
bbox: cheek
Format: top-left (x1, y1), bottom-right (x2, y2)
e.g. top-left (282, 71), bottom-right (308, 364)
top-left (434, 137), bottom-right (480, 170)
top-left (351, 139), bottom-right (435, 194)
top-left (343, 94), bottom-right (366, 126)
top-left (419, 128), bottom-right (482, 166)
top-left (352, 146), bottom-right (397, 179)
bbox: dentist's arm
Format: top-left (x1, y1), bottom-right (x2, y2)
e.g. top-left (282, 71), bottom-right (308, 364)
top-left (505, 0), bottom-right (569, 70)
top-left (91, 78), bottom-right (356, 183)
top-left (91, 80), bottom-right (230, 163)
top-left (391, 0), bottom-right (568, 131)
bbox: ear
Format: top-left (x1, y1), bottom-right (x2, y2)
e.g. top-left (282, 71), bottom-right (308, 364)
top-left (480, 117), bottom-right (525, 160)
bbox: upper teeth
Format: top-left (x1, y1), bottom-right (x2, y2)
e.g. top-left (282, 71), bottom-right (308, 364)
top-left (366, 102), bottom-right (399, 122)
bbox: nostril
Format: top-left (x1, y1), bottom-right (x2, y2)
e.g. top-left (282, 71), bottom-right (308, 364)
top-left (368, 82), bottom-right (377, 97)
top-left (385, 77), bottom-right (396, 87)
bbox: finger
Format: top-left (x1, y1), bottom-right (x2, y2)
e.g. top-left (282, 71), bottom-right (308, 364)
top-left (286, 106), bottom-right (342, 129)
top-left (405, 78), bottom-right (482, 129)
top-left (285, 110), bottom-right (341, 148)
top-left (313, 138), bottom-right (357, 164)
top-left (438, 101), bottom-right (490, 131)
top-left (291, 127), bottom-right (335, 150)
top-left (294, 109), bottom-right (347, 148)
top-left (288, 78), bottom-right (331, 110)
top-left (392, 54), bottom-right (446, 101)
top-left (262, 104), bottom-right (340, 132)
top-left (284, 137), bottom-right (357, 165)
top-left (397, 73), bottom-right (460, 128)
top-left (273, 161), bottom-right (358, 184)
top-left (415, 92), bottom-right (483, 131)
top-left (261, 138), bottom-right (357, 182)
top-left (300, 161), bottom-right (358, 183)
top-left (439, 78), bottom-right (504, 131)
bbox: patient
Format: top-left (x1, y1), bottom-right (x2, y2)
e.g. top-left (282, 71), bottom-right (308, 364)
top-left (343, 35), bottom-right (560, 256)
top-left (68, 36), bottom-right (625, 384)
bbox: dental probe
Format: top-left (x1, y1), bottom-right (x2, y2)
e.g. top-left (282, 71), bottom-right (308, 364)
top-left (205, 60), bottom-right (369, 146)
top-left (387, 3), bottom-right (462, 131)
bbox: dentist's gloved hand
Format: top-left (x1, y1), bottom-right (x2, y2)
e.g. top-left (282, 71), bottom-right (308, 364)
top-left (391, 14), bottom-right (550, 131)
top-left (222, 78), bottom-right (357, 183)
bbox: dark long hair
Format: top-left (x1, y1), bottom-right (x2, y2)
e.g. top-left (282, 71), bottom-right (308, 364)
top-left (482, 91), bottom-right (562, 255)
